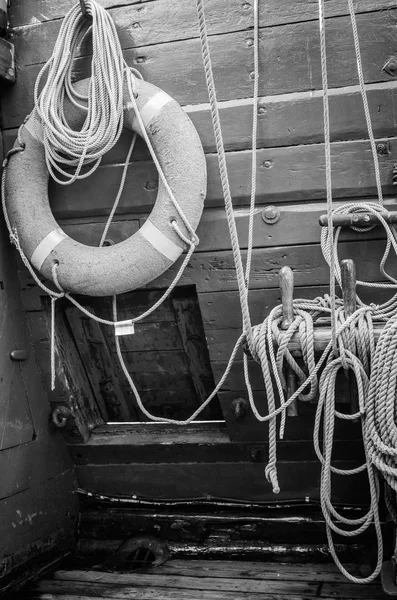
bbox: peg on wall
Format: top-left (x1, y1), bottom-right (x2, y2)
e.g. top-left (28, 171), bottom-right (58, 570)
top-left (279, 266), bottom-right (298, 417)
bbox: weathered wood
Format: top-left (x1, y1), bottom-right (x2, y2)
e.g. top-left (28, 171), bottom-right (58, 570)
top-left (217, 390), bottom-right (363, 443)
top-left (9, 0), bottom-right (397, 32)
top-left (21, 585), bottom-right (316, 600)
top-left (69, 435), bottom-right (363, 466)
top-left (76, 459), bottom-right (368, 504)
top-left (172, 294), bottom-right (222, 421)
top-left (4, 82), bottom-right (397, 155)
top-left (51, 309), bottom-right (105, 441)
top-left (209, 325), bottom-right (384, 362)
top-left (14, 138), bottom-right (394, 218)
top-left (155, 239), bottom-right (396, 293)
top-left (0, 527), bottom-right (75, 596)
top-left (121, 557), bottom-right (366, 583)
top-left (0, 470), bottom-right (77, 594)
top-left (39, 569), bottom-right (319, 596)
top-left (64, 308), bottom-right (138, 422)
top-left (199, 286), bottom-right (394, 332)
top-left (4, 11), bottom-right (397, 127)
top-left (0, 38), bottom-right (15, 84)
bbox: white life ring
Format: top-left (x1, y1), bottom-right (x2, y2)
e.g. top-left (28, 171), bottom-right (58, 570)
top-left (3, 78), bottom-right (206, 296)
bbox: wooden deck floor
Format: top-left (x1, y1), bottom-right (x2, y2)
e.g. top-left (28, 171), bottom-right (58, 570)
top-left (22, 559), bottom-right (391, 599)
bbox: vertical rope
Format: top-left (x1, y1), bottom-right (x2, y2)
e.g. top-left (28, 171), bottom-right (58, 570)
top-left (195, 0), bottom-right (252, 347)
top-left (318, 0), bottom-right (337, 355)
top-left (347, 0), bottom-right (383, 206)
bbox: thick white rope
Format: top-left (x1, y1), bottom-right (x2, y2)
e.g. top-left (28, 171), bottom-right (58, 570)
top-left (3, 1), bottom-right (397, 583)
top-left (34, 1), bottom-right (125, 185)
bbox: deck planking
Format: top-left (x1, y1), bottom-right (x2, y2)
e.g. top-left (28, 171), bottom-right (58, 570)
top-left (22, 559), bottom-right (390, 599)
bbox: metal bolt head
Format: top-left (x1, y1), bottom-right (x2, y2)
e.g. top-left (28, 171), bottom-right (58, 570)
top-left (383, 55), bottom-right (397, 77)
top-left (262, 159), bottom-right (273, 169)
top-left (10, 349), bottom-right (28, 361)
top-left (262, 205), bottom-right (280, 224)
top-left (246, 38), bottom-right (254, 47)
top-left (258, 106), bottom-right (266, 115)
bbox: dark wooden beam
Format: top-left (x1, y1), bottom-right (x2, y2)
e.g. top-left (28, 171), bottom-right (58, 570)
top-left (0, 38), bottom-right (15, 84)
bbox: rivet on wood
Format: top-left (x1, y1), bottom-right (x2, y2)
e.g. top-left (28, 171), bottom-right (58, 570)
top-left (249, 71), bottom-right (255, 79)
top-left (262, 205), bottom-right (280, 224)
top-left (258, 106), bottom-right (266, 115)
top-left (262, 160), bottom-right (273, 169)
top-left (246, 38), bottom-right (254, 47)
top-left (242, 2), bottom-right (251, 10)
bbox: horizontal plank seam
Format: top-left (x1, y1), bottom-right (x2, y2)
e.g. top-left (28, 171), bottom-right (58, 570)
top-left (10, 6), bottom-right (391, 49)
top-left (4, 79), bottom-right (397, 134)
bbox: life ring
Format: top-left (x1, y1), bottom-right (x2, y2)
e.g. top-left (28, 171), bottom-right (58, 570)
top-left (3, 77), bottom-right (206, 296)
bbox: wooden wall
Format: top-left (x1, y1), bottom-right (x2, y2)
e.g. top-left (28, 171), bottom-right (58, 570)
top-left (2, 0), bottom-right (397, 505)
top-left (0, 147), bottom-right (78, 592)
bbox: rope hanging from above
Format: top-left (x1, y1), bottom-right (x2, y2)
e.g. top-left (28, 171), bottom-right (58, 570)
top-left (34, 0), bottom-right (126, 184)
top-left (4, 0), bottom-right (397, 585)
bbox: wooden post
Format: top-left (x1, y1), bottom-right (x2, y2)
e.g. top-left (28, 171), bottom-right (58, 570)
top-left (279, 266), bottom-right (298, 417)
top-left (340, 259), bottom-right (358, 415)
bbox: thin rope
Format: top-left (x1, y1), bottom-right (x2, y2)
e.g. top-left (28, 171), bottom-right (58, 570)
top-left (318, 0), bottom-right (337, 355)
top-left (346, 0), bottom-right (383, 206)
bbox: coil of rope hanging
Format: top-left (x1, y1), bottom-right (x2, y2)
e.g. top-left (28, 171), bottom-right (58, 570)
top-left (2, 0), bottom-right (206, 297)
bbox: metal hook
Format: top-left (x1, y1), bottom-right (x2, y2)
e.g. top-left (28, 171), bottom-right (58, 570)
top-left (79, 0), bottom-right (89, 18)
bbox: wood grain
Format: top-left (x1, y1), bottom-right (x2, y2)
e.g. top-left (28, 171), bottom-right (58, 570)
top-left (154, 239), bottom-right (395, 293)
top-left (4, 82), bottom-right (397, 154)
top-left (9, 0), bottom-right (397, 29)
top-left (19, 139), bottom-right (397, 218)
top-left (3, 11), bottom-right (397, 127)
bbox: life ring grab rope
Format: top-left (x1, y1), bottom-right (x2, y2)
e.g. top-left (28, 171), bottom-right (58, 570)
top-left (1, 86), bottom-right (198, 324)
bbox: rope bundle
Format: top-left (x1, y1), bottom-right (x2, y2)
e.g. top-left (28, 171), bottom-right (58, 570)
top-left (34, 0), bottom-right (127, 184)
top-left (4, 0), bottom-right (397, 586)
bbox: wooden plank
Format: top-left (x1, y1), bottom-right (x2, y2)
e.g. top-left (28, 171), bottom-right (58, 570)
top-left (172, 294), bottom-right (222, 421)
top-left (119, 349), bottom-right (189, 373)
top-left (9, 0), bottom-right (397, 32)
top-left (10, 202), bottom-right (396, 288)
top-left (153, 239), bottom-right (395, 293)
top-left (3, 10), bottom-right (397, 127)
top-left (26, 138), bottom-right (397, 218)
top-left (26, 308), bottom-right (104, 441)
top-left (0, 470), bottom-right (77, 557)
top-left (4, 82), bottom-right (397, 155)
top-left (120, 558), bottom-right (369, 584)
top-left (11, 0), bottom-right (397, 71)
top-left (23, 585), bottom-right (316, 600)
top-left (64, 308), bottom-right (138, 422)
top-left (45, 569), bottom-right (319, 595)
top-left (217, 389), bottom-right (364, 443)
top-left (76, 460), bottom-right (367, 504)
top-left (0, 38), bottom-right (15, 84)
top-left (321, 581), bottom-right (390, 599)
top-left (70, 437), bottom-right (363, 465)
top-left (52, 309), bottom-right (104, 441)
top-left (199, 285), bottom-right (394, 331)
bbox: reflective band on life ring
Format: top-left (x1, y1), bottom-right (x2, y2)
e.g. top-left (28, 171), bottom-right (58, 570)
top-left (4, 78), bottom-right (206, 296)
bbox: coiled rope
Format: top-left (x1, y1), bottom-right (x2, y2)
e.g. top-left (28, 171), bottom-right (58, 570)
top-left (3, 0), bottom-right (397, 585)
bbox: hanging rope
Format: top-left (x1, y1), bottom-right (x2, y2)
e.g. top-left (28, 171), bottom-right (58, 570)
top-left (3, 0), bottom-right (397, 585)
